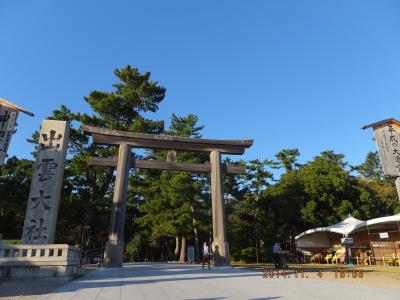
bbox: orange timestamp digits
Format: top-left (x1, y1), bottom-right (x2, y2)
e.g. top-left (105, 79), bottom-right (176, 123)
top-left (262, 269), bottom-right (365, 279)
top-left (263, 269), bottom-right (287, 278)
top-left (335, 269), bottom-right (364, 278)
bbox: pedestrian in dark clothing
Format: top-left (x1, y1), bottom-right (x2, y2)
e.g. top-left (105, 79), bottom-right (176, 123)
top-left (273, 242), bottom-right (281, 269)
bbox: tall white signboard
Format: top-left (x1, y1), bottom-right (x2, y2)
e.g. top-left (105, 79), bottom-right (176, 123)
top-left (21, 120), bottom-right (70, 244)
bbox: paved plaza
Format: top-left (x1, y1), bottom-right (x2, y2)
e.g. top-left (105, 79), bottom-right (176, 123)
top-left (40, 263), bottom-right (399, 300)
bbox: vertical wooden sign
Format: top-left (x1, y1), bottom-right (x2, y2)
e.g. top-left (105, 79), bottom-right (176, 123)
top-left (372, 122), bottom-right (400, 177)
top-left (21, 120), bottom-right (70, 244)
top-left (0, 104), bottom-right (19, 166)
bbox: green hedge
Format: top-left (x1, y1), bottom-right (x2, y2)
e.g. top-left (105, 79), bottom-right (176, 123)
top-left (231, 247), bottom-right (257, 263)
top-left (3, 240), bottom-right (20, 244)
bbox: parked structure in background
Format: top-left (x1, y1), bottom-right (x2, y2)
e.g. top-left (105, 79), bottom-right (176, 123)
top-left (296, 214), bottom-right (400, 266)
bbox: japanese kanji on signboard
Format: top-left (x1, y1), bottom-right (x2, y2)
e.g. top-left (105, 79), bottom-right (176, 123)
top-left (373, 121), bottom-right (400, 177)
top-left (0, 98), bottom-right (34, 166)
top-left (21, 120), bottom-right (70, 244)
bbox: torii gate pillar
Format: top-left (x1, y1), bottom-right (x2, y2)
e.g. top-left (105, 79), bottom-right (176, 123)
top-left (103, 143), bottom-right (131, 267)
top-left (210, 150), bottom-right (230, 265)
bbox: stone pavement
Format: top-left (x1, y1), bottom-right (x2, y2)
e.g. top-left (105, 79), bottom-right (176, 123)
top-left (43, 263), bottom-right (399, 300)
top-left (0, 277), bottom-right (69, 300)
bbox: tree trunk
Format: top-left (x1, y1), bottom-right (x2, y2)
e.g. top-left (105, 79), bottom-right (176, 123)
top-left (174, 235), bottom-right (180, 261)
top-left (255, 240), bottom-right (259, 264)
top-left (179, 236), bottom-right (186, 263)
top-left (190, 203), bottom-right (200, 263)
top-left (254, 194), bottom-right (260, 264)
top-left (193, 227), bottom-right (199, 263)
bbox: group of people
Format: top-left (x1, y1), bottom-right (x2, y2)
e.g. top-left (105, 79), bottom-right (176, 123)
top-left (201, 241), bottom-right (222, 269)
top-left (202, 241), bottom-right (292, 269)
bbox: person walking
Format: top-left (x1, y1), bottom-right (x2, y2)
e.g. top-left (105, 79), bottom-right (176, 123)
top-left (272, 242), bottom-right (281, 269)
top-left (202, 242), bottom-right (211, 270)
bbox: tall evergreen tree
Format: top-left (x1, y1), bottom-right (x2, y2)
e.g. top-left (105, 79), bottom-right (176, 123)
top-left (28, 65), bottom-right (166, 248)
top-left (352, 151), bottom-right (384, 179)
top-left (275, 148), bottom-right (300, 172)
top-left (135, 114), bottom-right (208, 262)
top-left (0, 157), bottom-right (33, 239)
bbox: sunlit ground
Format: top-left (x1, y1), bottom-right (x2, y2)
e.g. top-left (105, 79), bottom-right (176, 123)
top-left (232, 262), bottom-right (400, 289)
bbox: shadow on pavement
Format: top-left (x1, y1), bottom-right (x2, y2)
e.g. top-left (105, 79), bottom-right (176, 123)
top-left (0, 264), bottom-right (97, 298)
top-left (0, 277), bottom-right (70, 298)
top-left (50, 263), bottom-right (265, 294)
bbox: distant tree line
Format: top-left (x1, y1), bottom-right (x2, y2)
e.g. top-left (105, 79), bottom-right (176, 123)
top-left (1, 66), bottom-right (399, 263)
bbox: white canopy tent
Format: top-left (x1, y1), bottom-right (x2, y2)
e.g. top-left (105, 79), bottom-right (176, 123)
top-left (296, 214), bottom-right (400, 249)
top-left (295, 215), bottom-right (365, 249)
top-left (352, 214), bottom-right (400, 234)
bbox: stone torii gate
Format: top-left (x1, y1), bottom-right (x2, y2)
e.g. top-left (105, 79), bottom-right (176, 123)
top-left (82, 125), bottom-right (253, 267)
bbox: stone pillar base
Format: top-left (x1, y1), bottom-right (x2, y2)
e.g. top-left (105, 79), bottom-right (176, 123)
top-left (103, 239), bottom-right (124, 268)
top-left (0, 244), bottom-right (80, 278)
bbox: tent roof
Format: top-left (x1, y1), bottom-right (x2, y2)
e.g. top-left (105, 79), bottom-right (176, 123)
top-left (296, 213), bottom-right (400, 241)
top-left (295, 214), bottom-right (365, 240)
top-left (353, 213), bottom-right (400, 231)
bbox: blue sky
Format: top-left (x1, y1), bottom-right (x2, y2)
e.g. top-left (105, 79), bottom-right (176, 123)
top-left (1, 0), bottom-right (400, 166)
